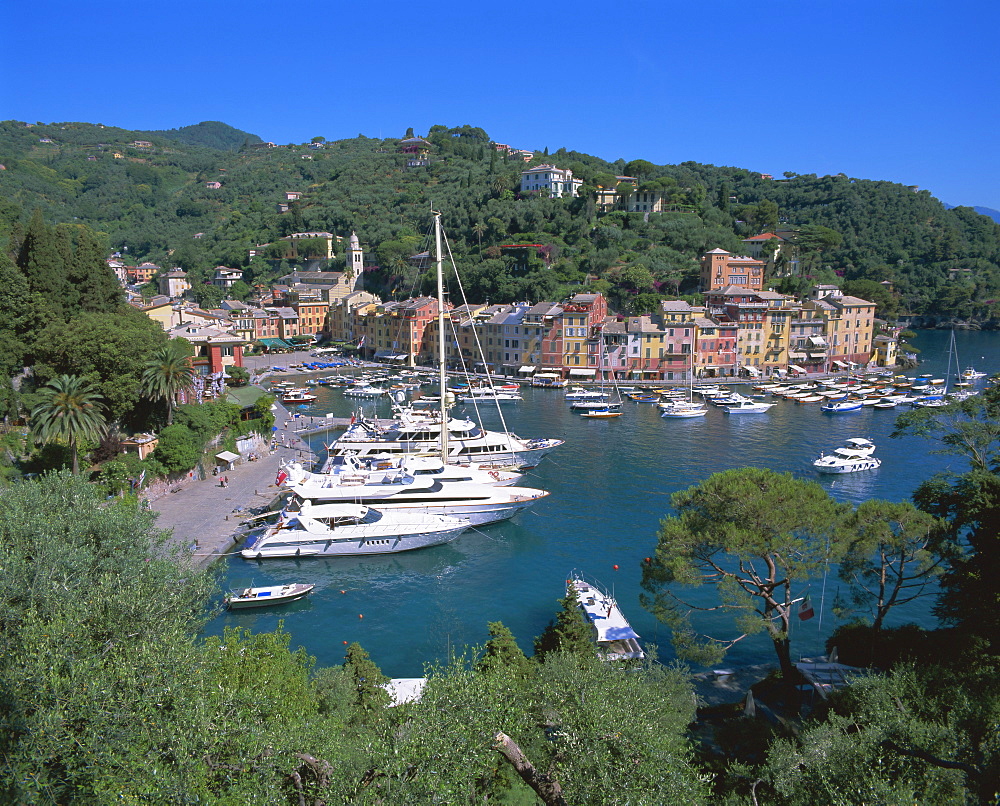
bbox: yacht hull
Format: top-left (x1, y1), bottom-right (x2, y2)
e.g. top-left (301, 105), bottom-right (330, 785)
top-left (240, 522), bottom-right (468, 559)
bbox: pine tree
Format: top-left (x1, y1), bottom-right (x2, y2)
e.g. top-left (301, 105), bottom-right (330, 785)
top-left (17, 209), bottom-right (69, 310)
top-left (73, 227), bottom-right (122, 313)
top-left (478, 621), bottom-right (532, 678)
top-left (533, 585), bottom-right (596, 661)
top-left (343, 642), bottom-right (390, 712)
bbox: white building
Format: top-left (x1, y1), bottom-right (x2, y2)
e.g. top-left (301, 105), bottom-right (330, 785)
top-left (519, 164), bottom-right (582, 199)
top-left (213, 266), bottom-right (245, 289)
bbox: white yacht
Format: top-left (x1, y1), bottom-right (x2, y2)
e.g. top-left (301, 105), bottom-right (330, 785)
top-left (570, 398), bottom-right (620, 411)
top-left (298, 453), bottom-right (522, 487)
top-left (240, 502), bottom-right (470, 559)
top-left (280, 456), bottom-right (546, 527)
top-left (564, 386), bottom-right (606, 401)
top-left (568, 574), bottom-right (644, 661)
top-left (813, 438), bottom-right (881, 474)
top-left (723, 398), bottom-right (774, 413)
top-left (456, 388), bottom-right (523, 403)
top-left (343, 383), bottom-right (386, 398)
top-left (329, 404), bottom-right (563, 469)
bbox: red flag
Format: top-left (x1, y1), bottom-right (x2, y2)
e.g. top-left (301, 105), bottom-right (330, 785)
top-left (798, 594), bottom-right (815, 621)
top-left (275, 470), bottom-right (288, 486)
top-left (349, 414), bottom-right (355, 425)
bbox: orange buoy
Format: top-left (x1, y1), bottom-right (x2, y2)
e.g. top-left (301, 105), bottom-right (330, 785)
top-left (359, 614), bottom-right (364, 619)
top-left (644, 557), bottom-right (652, 563)
top-left (613, 564), bottom-right (619, 570)
top-left (343, 640), bottom-right (348, 644)
top-left (340, 590), bottom-right (346, 594)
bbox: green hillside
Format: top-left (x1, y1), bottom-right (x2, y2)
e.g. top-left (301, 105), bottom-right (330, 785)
top-left (1, 119), bottom-right (999, 321)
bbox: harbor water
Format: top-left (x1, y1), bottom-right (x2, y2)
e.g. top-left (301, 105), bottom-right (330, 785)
top-left (209, 329), bottom-right (997, 677)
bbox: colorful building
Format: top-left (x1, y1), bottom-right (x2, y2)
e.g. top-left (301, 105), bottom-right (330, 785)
top-left (699, 248), bottom-right (766, 292)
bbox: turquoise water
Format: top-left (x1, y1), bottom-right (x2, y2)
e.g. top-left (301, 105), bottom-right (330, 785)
top-left (210, 329), bottom-right (997, 677)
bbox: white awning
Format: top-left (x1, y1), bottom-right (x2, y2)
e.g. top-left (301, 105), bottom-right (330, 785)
top-left (741, 365), bottom-right (761, 377)
top-left (568, 368), bottom-right (597, 377)
top-left (833, 360), bottom-right (849, 369)
top-left (518, 365), bottom-right (536, 374)
top-left (788, 364), bottom-right (807, 374)
top-left (215, 450), bottom-right (240, 463)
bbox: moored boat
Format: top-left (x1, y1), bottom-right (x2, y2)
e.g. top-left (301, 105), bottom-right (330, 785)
top-left (281, 388), bottom-right (318, 404)
top-left (568, 574), bottom-right (644, 661)
top-left (821, 399), bottom-right (863, 413)
top-left (240, 502), bottom-right (470, 558)
top-left (813, 438), bottom-right (881, 474)
top-left (723, 398), bottom-right (774, 413)
top-left (225, 583), bottom-right (314, 609)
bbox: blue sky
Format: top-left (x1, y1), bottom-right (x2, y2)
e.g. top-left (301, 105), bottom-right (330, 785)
top-left (4, 0), bottom-right (999, 209)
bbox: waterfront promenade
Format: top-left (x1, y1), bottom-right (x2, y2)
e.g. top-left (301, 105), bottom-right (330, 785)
top-left (151, 401), bottom-right (315, 569)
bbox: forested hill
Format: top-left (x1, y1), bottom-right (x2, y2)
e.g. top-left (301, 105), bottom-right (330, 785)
top-left (140, 121), bottom-right (261, 151)
top-left (1, 119), bottom-right (999, 322)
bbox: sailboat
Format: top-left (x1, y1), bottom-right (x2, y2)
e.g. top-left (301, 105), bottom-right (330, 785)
top-left (913, 329), bottom-right (957, 407)
top-left (659, 352), bottom-right (707, 418)
top-left (325, 213), bottom-right (564, 468)
top-left (574, 330), bottom-right (624, 415)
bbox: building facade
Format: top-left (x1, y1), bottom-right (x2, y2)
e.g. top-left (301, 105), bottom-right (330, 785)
top-left (519, 164), bottom-right (583, 198)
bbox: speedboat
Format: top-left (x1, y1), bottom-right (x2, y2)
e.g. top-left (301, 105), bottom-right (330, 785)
top-left (225, 583), bottom-right (314, 609)
top-left (240, 502), bottom-right (470, 558)
top-left (568, 574), bottom-right (644, 661)
top-left (813, 438), bottom-right (881, 474)
top-left (580, 409), bottom-right (623, 419)
top-left (281, 388), bottom-right (318, 404)
top-left (960, 367), bottom-right (987, 381)
top-left (343, 383), bottom-right (386, 398)
top-left (821, 399), bottom-right (863, 413)
top-left (723, 398), bottom-right (774, 413)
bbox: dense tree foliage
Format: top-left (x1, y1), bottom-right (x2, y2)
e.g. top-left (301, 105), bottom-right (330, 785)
top-left (2, 119), bottom-right (998, 321)
top-left (892, 382), bottom-right (1000, 647)
top-left (0, 474), bottom-right (709, 804)
top-left (642, 468), bottom-right (849, 677)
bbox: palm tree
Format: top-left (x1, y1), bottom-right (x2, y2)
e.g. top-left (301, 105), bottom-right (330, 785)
top-left (141, 341), bottom-right (195, 425)
top-left (31, 374), bottom-right (107, 474)
top-left (472, 221), bottom-right (486, 254)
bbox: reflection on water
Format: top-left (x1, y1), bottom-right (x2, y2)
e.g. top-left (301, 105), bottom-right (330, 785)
top-left (210, 329), bottom-right (997, 677)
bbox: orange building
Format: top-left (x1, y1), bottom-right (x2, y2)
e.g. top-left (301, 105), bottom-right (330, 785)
top-left (699, 249), bottom-right (765, 292)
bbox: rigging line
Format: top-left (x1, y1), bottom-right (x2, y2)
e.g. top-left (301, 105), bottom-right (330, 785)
top-left (442, 223), bottom-right (518, 461)
top-left (818, 540), bottom-right (830, 631)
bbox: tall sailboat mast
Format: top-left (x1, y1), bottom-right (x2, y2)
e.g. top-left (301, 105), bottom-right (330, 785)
top-left (433, 211), bottom-right (449, 460)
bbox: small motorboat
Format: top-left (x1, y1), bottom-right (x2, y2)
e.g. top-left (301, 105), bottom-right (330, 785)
top-left (580, 409), bottom-right (623, 419)
top-left (723, 398), bottom-right (774, 413)
top-left (225, 583), bottom-right (314, 609)
top-left (821, 399), bottom-right (863, 413)
top-left (281, 388), bottom-right (318, 404)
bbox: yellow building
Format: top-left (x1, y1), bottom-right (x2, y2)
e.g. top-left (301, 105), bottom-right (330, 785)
top-left (803, 290), bottom-right (876, 370)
